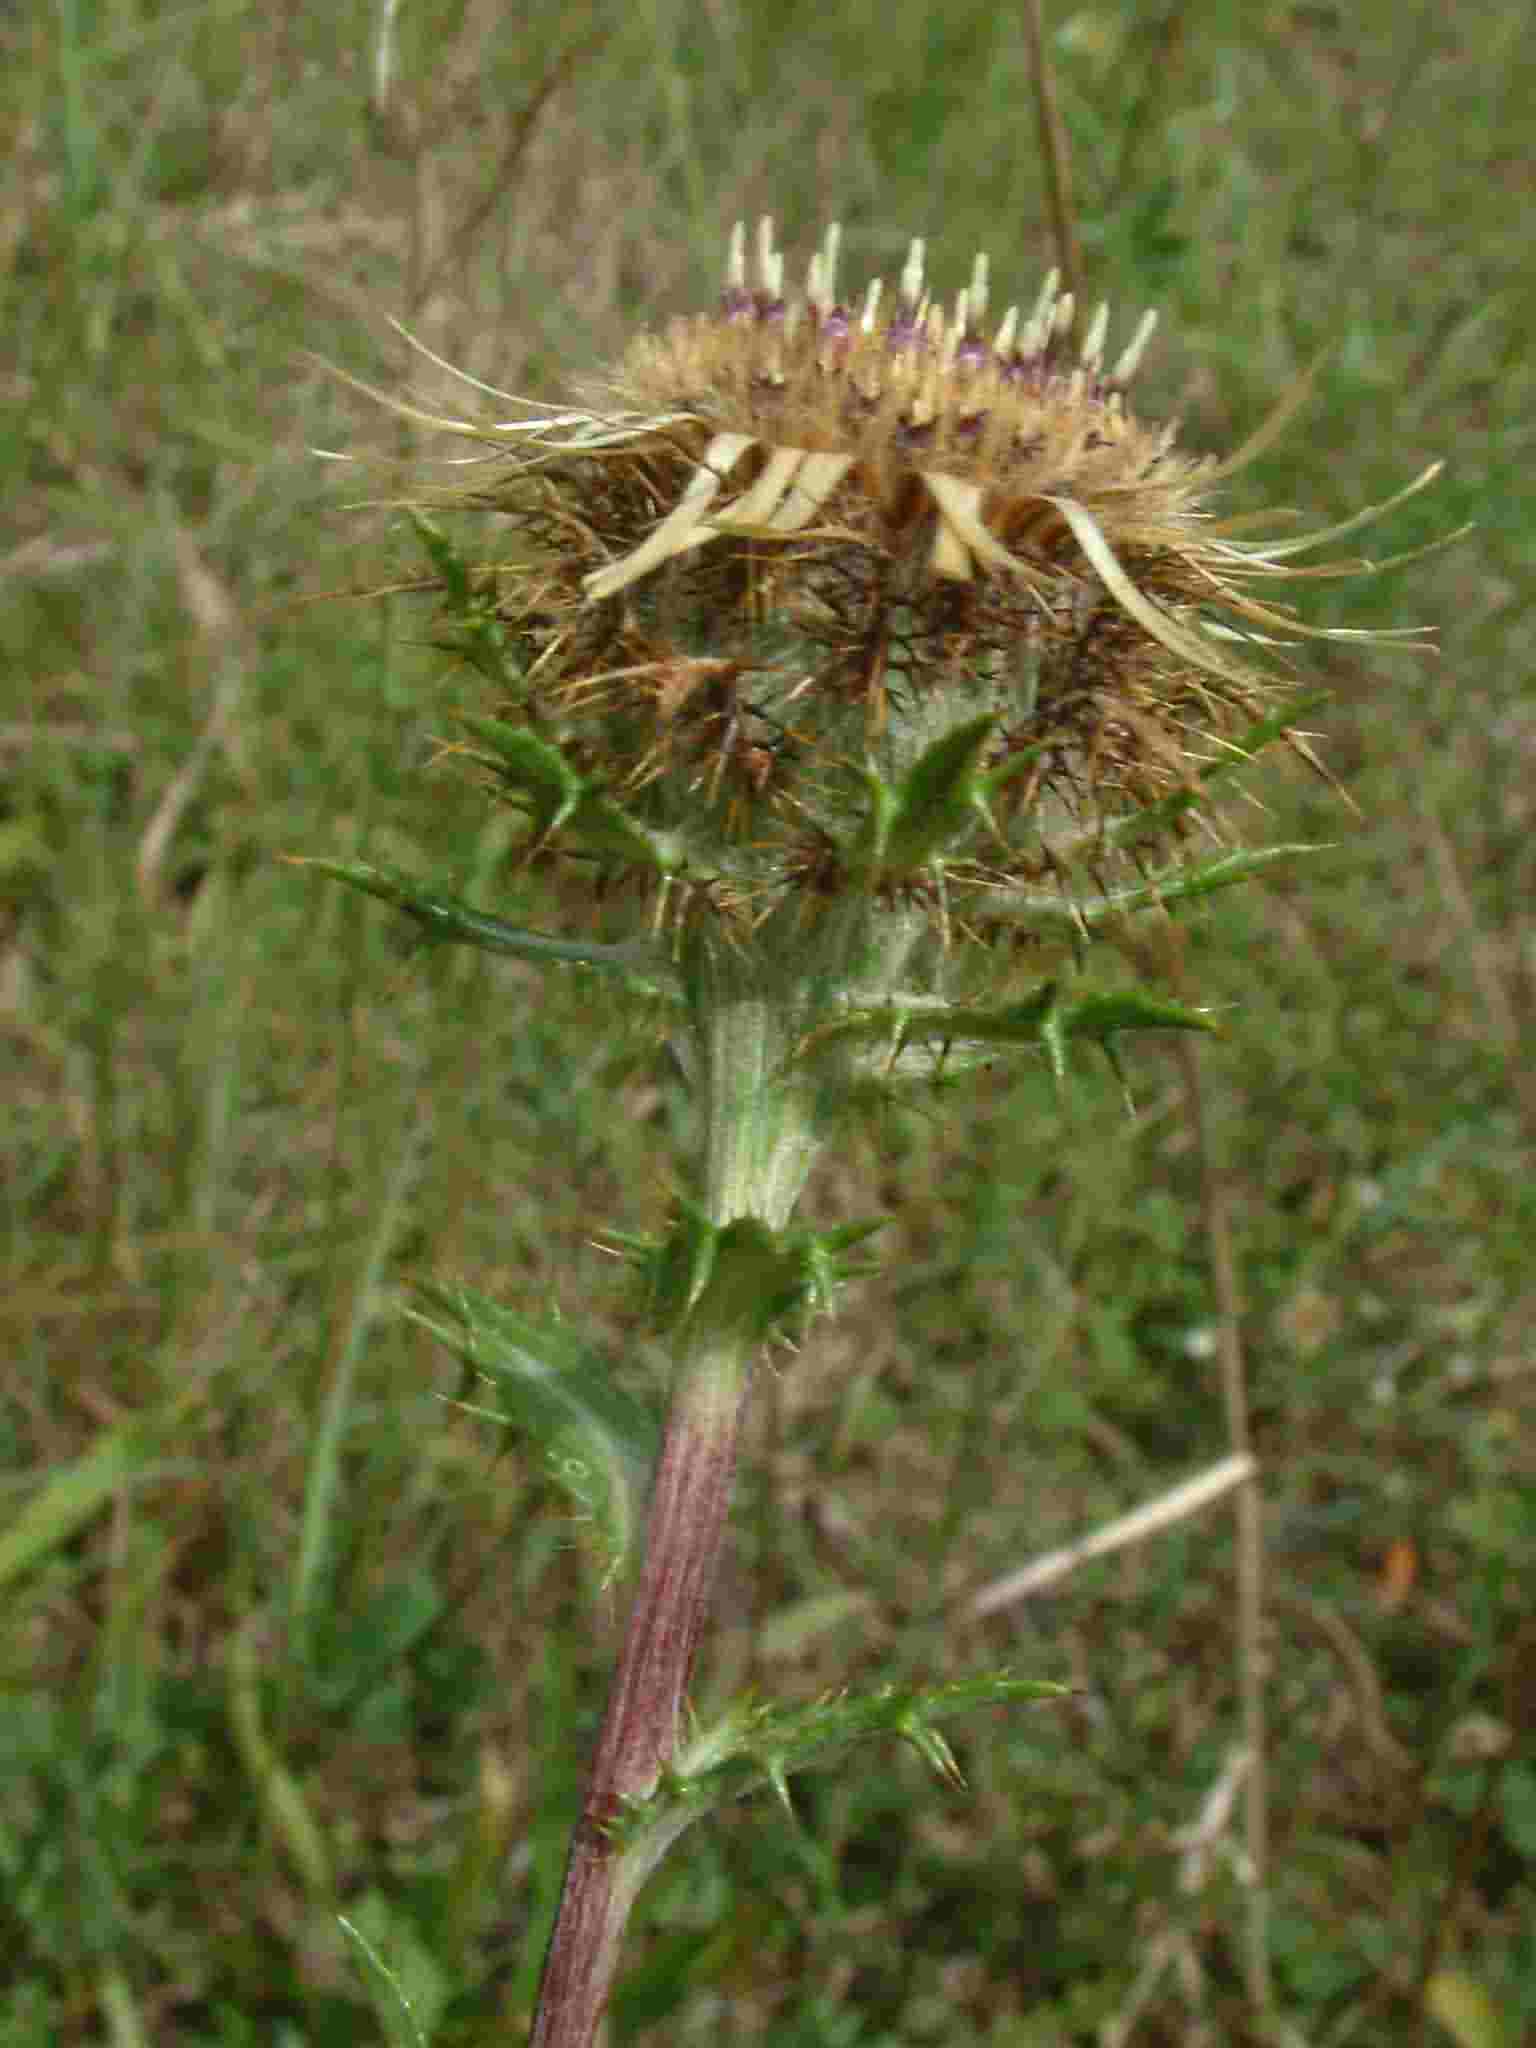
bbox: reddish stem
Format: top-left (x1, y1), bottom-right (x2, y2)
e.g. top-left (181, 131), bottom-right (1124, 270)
top-left (528, 1356), bottom-right (747, 2048)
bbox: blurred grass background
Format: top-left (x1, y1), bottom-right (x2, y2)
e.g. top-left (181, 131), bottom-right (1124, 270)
top-left (4, 1), bottom-right (1534, 2043)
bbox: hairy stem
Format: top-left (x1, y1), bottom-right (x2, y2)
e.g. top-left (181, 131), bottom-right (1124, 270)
top-left (527, 945), bottom-right (823, 2048)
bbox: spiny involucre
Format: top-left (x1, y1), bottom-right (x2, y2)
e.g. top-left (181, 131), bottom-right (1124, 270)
top-left (362, 220), bottom-right (1438, 940)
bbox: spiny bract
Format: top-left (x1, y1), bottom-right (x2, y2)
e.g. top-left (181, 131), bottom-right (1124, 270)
top-left (374, 220), bottom-right (1435, 933)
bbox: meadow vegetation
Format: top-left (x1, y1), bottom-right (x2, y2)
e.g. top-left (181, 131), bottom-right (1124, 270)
top-left (4, 3), bottom-right (1534, 2043)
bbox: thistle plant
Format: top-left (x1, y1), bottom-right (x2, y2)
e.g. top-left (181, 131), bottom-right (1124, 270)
top-left (321, 219), bottom-right (1439, 2047)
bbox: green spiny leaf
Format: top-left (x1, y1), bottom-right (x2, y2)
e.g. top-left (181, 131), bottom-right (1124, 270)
top-left (456, 715), bottom-right (587, 837)
top-left (878, 714), bottom-right (997, 876)
top-left (799, 979), bottom-right (1210, 1091)
top-left (409, 1284), bottom-right (659, 1583)
top-left (409, 513), bottom-right (513, 683)
top-left (612, 1673), bottom-right (1069, 1846)
top-left (847, 761), bottom-right (899, 878)
top-left (1059, 989), bottom-right (1218, 1045)
top-left (613, 1209), bottom-right (882, 1344)
top-left (964, 842), bottom-right (1327, 939)
top-left (610, 1204), bottom-right (721, 1327)
top-left (409, 510), bottom-right (475, 613)
top-left (455, 716), bottom-right (688, 874)
top-left (297, 857), bottom-right (679, 994)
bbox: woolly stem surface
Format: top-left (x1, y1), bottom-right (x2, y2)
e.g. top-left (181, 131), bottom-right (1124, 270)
top-left (528, 938), bottom-right (829, 2048)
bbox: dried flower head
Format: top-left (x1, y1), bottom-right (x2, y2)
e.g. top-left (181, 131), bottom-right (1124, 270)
top-left (371, 221), bottom-right (1436, 936)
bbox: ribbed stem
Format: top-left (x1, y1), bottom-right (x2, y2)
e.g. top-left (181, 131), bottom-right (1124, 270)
top-left (527, 939), bottom-right (825, 2048)
top-left (527, 1335), bottom-right (749, 2048)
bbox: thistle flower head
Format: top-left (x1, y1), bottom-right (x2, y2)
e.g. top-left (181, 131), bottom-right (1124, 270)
top-left (382, 221), bottom-right (1436, 939)
top-left (596, 219), bottom-right (1177, 604)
